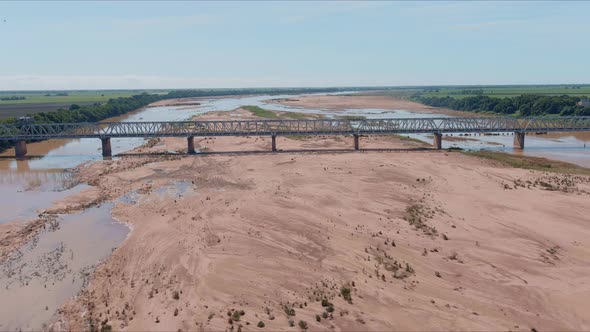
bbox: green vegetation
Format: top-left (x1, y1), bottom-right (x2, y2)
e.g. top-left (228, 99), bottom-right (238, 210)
top-left (0, 96), bottom-right (26, 101)
top-left (100, 324), bottom-right (113, 332)
top-left (283, 304), bottom-right (296, 316)
top-left (257, 321), bottom-right (265, 328)
top-left (0, 90), bottom-right (159, 105)
top-left (364, 85), bottom-right (590, 116)
top-left (340, 286), bottom-right (352, 303)
top-left (231, 310), bottom-right (242, 321)
top-left (282, 112), bottom-right (311, 120)
top-left (298, 320), bottom-right (308, 331)
top-left (404, 204), bottom-right (437, 235)
top-left (463, 151), bottom-right (590, 176)
top-left (338, 115), bottom-right (366, 120)
top-left (413, 94), bottom-right (590, 116)
top-left (241, 105), bottom-right (278, 118)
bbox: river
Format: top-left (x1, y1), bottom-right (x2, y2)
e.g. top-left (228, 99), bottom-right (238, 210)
top-left (0, 93), bottom-right (588, 329)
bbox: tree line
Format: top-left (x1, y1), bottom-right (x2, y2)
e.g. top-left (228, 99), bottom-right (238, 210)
top-left (413, 94), bottom-right (590, 116)
top-left (0, 96), bottom-right (26, 101)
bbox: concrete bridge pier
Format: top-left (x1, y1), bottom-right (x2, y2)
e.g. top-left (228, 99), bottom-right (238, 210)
top-left (354, 134), bottom-right (360, 150)
top-left (187, 136), bottom-right (195, 154)
top-left (513, 132), bottom-right (525, 149)
top-left (433, 133), bottom-right (442, 150)
top-left (101, 137), bottom-right (112, 157)
top-left (15, 140), bottom-right (27, 158)
top-left (271, 135), bottom-right (277, 152)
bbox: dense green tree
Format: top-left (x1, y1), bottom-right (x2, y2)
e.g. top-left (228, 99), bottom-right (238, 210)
top-left (413, 94), bottom-right (588, 116)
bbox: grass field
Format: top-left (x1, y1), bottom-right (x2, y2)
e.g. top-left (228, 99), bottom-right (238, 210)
top-left (0, 102), bottom-right (100, 120)
top-left (241, 105), bottom-right (278, 118)
top-left (0, 90), bottom-right (169, 120)
top-left (0, 90), bottom-right (168, 105)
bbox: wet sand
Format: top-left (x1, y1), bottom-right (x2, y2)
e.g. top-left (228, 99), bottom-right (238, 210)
top-left (39, 108), bottom-right (590, 331)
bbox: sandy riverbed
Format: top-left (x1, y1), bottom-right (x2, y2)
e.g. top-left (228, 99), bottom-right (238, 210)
top-left (42, 106), bottom-right (590, 331)
top-left (2, 104), bottom-right (590, 331)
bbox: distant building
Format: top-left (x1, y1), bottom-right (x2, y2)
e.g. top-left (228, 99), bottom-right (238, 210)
top-left (578, 99), bottom-right (590, 107)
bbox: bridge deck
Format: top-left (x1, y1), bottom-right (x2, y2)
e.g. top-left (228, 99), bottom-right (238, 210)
top-left (1, 116), bottom-right (590, 140)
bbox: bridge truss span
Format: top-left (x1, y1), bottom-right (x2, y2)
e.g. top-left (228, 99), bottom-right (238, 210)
top-left (1, 116), bottom-right (589, 157)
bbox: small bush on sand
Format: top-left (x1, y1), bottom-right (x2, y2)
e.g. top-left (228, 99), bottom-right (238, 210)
top-left (340, 287), bottom-right (352, 303)
top-left (283, 304), bottom-right (296, 316)
top-left (298, 320), bottom-right (309, 331)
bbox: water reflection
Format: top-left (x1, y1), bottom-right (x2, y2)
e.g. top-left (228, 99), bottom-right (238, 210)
top-left (0, 172), bottom-right (86, 225)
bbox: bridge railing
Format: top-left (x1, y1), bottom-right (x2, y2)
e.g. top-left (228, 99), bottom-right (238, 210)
top-left (1, 116), bottom-right (590, 140)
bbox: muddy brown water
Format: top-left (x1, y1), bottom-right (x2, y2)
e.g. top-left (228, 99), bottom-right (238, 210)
top-left (0, 203), bottom-right (128, 331)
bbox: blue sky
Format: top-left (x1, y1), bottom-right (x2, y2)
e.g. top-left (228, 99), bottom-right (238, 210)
top-left (0, 1), bottom-right (589, 90)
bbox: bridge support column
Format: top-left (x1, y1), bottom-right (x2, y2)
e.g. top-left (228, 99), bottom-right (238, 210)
top-left (187, 136), bottom-right (195, 154)
top-left (15, 140), bottom-right (27, 158)
top-left (433, 133), bottom-right (442, 150)
top-left (513, 132), bottom-right (525, 149)
top-left (271, 135), bottom-right (277, 152)
top-left (101, 138), bottom-right (112, 157)
top-left (354, 134), bottom-right (360, 150)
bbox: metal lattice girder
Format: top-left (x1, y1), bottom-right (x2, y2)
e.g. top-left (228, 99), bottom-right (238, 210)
top-left (1, 116), bottom-right (590, 141)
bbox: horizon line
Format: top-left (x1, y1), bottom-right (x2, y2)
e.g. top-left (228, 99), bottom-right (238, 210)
top-left (1, 83), bottom-right (590, 93)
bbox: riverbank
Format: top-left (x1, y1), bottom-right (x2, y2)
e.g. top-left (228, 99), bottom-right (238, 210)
top-left (36, 107), bottom-right (589, 331)
top-left (266, 95), bottom-right (480, 117)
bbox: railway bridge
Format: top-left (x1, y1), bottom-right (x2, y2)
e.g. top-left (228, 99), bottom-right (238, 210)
top-left (1, 116), bottom-right (589, 157)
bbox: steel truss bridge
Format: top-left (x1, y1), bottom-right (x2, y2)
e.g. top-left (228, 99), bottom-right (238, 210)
top-left (2, 116), bottom-right (589, 157)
